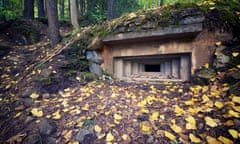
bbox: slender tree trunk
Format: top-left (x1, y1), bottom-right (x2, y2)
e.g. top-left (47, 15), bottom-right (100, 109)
top-left (46, 0), bottom-right (61, 47)
top-left (79, 0), bottom-right (84, 16)
top-left (23, 0), bottom-right (34, 19)
top-left (60, 0), bottom-right (65, 19)
top-left (107, 0), bottom-right (114, 20)
top-left (159, 0), bottom-right (163, 6)
top-left (38, 0), bottom-right (45, 18)
top-left (70, 0), bottom-right (79, 30)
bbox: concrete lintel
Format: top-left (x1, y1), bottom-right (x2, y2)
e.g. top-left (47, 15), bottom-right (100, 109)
top-left (103, 23), bottom-right (202, 43)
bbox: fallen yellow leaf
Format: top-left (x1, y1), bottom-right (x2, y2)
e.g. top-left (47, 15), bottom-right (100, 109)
top-left (140, 121), bottom-right (152, 135)
top-left (189, 133), bottom-right (201, 143)
top-left (149, 112), bottom-right (159, 121)
top-left (206, 136), bottom-right (221, 144)
top-left (205, 116), bottom-right (218, 127)
top-left (233, 105), bottom-right (240, 112)
top-left (52, 111), bottom-right (61, 120)
top-left (204, 63), bottom-right (209, 69)
top-left (185, 116), bottom-right (196, 130)
top-left (164, 131), bottom-right (176, 141)
top-left (215, 101), bottom-right (224, 109)
top-left (122, 134), bottom-right (129, 141)
top-left (217, 136), bottom-right (233, 144)
top-left (170, 119), bottom-right (182, 133)
top-left (14, 112), bottom-right (22, 118)
top-left (174, 105), bottom-right (185, 116)
top-left (94, 125), bottom-right (102, 133)
top-left (215, 41), bottom-right (222, 46)
top-left (224, 120), bottom-right (234, 126)
top-left (232, 96), bottom-right (240, 104)
top-left (31, 108), bottom-right (43, 117)
top-left (30, 93), bottom-right (39, 99)
top-left (106, 132), bottom-right (114, 142)
top-left (232, 52), bottom-right (239, 57)
top-left (185, 99), bottom-right (195, 105)
top-left (114, 113), bottom-right (122, 120)
top-left (228, 110), bottom-right (240, 118)
top-left (228, 129), bottom-right (238, 139)
top-left (202, 95), bottom-right (210, 103)
top-left (98, 133), bottom-right (105, 139)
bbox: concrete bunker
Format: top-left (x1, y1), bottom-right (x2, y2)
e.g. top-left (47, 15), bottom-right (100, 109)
top-left (113, 53), bottom-right (191, 82)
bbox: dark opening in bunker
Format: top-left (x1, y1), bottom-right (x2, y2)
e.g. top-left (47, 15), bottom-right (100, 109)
top-left (144, 64), bottom-right (161, 72)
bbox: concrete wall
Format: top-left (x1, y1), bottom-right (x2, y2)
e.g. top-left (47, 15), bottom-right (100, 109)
top-left (101, 29), bottom-right (219, 81)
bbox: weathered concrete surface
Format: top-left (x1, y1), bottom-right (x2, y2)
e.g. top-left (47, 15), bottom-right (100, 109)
top-left (101, 28), bottom-right (219, 81)
top-left (104, 23), bottom-right (202, 44)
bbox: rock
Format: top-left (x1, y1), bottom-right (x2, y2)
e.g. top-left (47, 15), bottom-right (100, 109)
top-left (86, 51), bottom-right (103, 64)
top-left (24, 116), bottom-right (35, 124)
top-left (86, 51), bottom-right (103, 76)
top-left (22, 88), bottom-right (35, 98)
top-left (22, 134), bottom-right (41, 144)
top-left (89, 63), bottom-right (102, 77)
top-left (196, 68), bottom-right (216, 79)
top-left (230, 71), bottom-right (240, 80)
top-left (147, 135), bottom-right (154, 144)
top-left (229, 81), bottom-right (240, 96)
top-left (39, 119), bottom-right (57, 136)
top-left (141, 22), bottom-right (155, 29)
top-left (87, 37), bottom-right (103, 50)
top-left (214, 53), bottom-right (230, 69)
top-left (192, 68), bottom-right (216, 85)
top-left (22, 98), bottom-right (34, 107)
top-left (45, 136), bottom-right (56, 144)
top-left (179, 16), bottom-right (205, 25)
top-left (75, 128), bottom-right (94, 143)
top-left (42, 93), bottom-right (50, 99)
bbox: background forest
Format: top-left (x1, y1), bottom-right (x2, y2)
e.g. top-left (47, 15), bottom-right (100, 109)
top-left (0, 0), bottom-right (202, 24)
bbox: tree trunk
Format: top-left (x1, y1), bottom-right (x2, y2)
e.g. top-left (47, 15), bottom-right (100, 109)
top-left (23, 0), bottom-right (34, 19)
top-left (46, 0), bottom-right (61, 47)
top-left (107, 0), bottom-right (114, 20)
top-left (79, 0), bottom-right (84, 16)
top-left (60, 0), bottom-right (65, 19)
top-left (159, 0), bottom-right (163, 6)
top-left (70, 0), bottom-right (79, 30)
top-left (38, 0), bottom-right (45, 18)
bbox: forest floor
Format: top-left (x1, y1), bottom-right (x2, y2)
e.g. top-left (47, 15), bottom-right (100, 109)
top-left (0, 20), bottom-right (240, 144)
